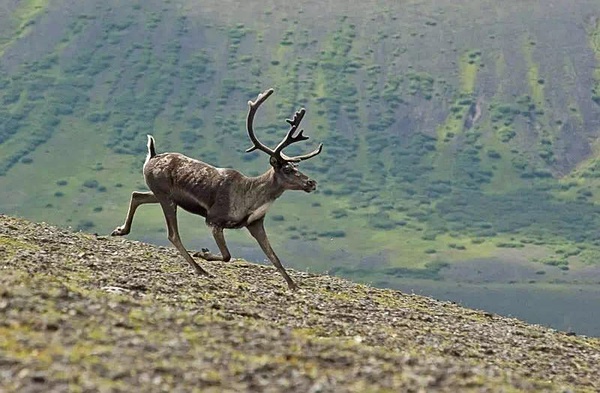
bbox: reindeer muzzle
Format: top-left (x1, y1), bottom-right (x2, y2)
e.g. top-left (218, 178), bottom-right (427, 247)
top-left (304, 179), bottom-right (317, 193)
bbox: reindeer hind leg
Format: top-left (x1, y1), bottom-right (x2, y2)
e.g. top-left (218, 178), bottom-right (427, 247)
top-left (194, 226), bottom-right (232, 262)
top-left (111, 191), bottom-right (158, 236)
top-left (158, 197), bottom-right (210, 276)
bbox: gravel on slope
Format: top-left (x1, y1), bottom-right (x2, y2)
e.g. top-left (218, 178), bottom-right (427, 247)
top-left (1, 214), bottom-right (599, 392)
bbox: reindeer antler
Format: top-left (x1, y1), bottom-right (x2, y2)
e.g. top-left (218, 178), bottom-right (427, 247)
top-left (246, 88), bottom-right (276, 156)
top-left (246, 88), bottom-right (323, 163)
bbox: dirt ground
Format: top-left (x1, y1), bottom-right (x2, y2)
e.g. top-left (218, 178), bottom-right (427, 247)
top-left (1, 214), bottom-right (599, 392)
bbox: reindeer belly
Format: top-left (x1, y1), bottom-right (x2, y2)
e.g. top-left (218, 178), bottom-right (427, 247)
top-left (205, 201), bottom-right (272, 229)
top-left (171, 190), bottom-right (210, 218)
top-left (176, 199), bottom-right (208, 217)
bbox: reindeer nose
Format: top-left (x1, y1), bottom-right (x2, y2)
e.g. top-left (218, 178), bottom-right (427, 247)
top-left (307, 179), bottom-right (317, 188)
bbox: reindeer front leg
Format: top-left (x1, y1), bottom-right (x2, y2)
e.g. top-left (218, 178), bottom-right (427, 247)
top-left (246, 218), bottom-right (298, 290)
top-left (111, 191), bottom-right (158, 236)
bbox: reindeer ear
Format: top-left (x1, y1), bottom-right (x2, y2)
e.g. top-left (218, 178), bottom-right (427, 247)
top-left (269, 156), bottom-right (282, 168)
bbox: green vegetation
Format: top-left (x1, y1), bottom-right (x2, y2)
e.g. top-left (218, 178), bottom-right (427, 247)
top-left (0, 0), bottom-right (49, 57)
top-left (1, 0), bottom-right (600, 282)
top-left (589, 17), bottom-right (600, 105)
top-left (332, 260), bottom-right (450, 280)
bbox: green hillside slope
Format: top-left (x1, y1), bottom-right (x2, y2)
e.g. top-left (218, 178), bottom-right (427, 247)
top-left (1, 0), bottom-right (600, 284)
top-left (2, 214), bottom-right (600, 392)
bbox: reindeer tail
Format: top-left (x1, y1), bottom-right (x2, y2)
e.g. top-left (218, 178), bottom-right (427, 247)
top-left (146, 135), bottom-right (157, 161)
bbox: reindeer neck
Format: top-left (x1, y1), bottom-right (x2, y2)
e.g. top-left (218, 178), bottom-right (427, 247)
top-left (243, 168), bottom-right (285, 205)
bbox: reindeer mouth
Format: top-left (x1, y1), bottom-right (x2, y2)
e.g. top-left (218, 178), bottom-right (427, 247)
top-left (304, 181), bottom-right (317, 193)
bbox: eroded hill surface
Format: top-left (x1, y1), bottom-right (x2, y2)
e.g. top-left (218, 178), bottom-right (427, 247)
top-left (1, 214), bottom-right (599, 392)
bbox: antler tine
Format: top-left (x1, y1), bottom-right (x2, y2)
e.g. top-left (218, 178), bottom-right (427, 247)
top-left (282, 143), bottom-right (323, 162)
top-left (273, 107), bottom-right (323, 163)
top-left (246, 88), bottom-right (276, 155)
top-left (273, 108), bottom-right (308, 155)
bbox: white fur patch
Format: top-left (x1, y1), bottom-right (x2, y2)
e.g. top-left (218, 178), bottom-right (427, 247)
top-left (246, 202), bottom-right (273, 224)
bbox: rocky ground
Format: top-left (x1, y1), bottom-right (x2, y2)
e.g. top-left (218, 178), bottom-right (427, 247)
top-left (1, 214), bottom-right (599, 392)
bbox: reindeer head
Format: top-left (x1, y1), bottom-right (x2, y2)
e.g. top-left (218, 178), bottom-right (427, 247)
top-left (246, 89), bottom-right (323, 193)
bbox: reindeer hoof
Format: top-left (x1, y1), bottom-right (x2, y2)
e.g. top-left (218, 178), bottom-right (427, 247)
top-left (193, 249), bottom-right (224, 261)
top-left (195, 268), bottom-right (213, 278)
top-left (192, 249), bottom-right (208, 258)
top-left (110, 226), bottom-right (127, 236)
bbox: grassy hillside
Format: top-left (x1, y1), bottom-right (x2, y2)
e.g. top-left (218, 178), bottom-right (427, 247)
top-left (2, 214), bottom-right (600, 392)
top-left (1, 0), bottom-right (600, 284)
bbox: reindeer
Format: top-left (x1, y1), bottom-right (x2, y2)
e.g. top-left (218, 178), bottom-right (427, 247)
top-left (110, 88), bottom-right (323, 290)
